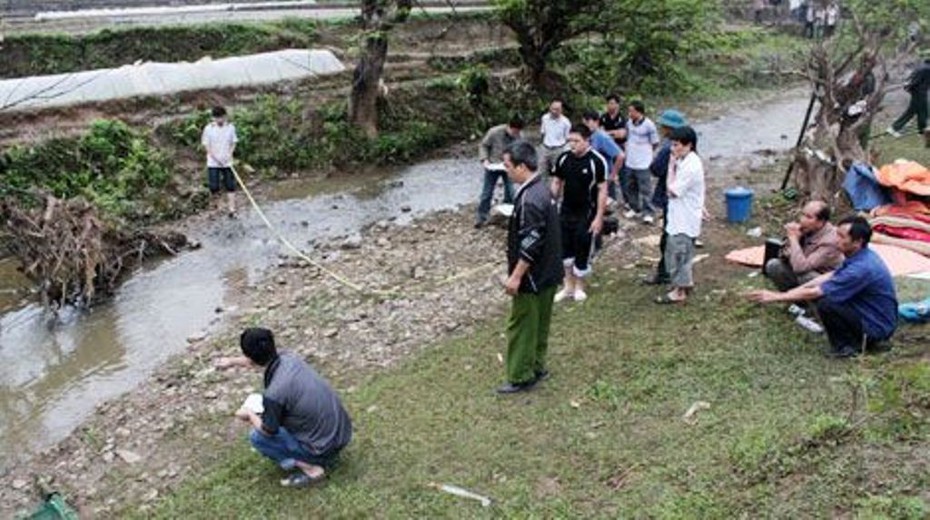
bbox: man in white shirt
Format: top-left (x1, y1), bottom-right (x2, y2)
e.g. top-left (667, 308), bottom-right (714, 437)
top-left (623, 100), bottom-right (660, 224)
top-left (657, 125), bottom-right (704, 305)
top-left (201, 105), bottom-right (239, 217)
top-left (539, 98), bottom-right (571, 177)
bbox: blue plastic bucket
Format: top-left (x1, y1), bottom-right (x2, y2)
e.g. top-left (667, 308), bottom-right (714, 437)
top-left (725, 187), bottom-right (753, 223)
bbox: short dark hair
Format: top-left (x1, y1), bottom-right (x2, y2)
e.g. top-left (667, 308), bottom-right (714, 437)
top-left (570, 123), bottom-right (592, 140)
top-left (240, 327), bottom-right (278, 366)
top-left (503, 140), bottom-right (538, 172)
top-left (605, 93), bottom-right (621, 103)
top-left (211, 106), bottom-right (227, 118)
top-left (838, 215), bottom-right (872, 246)
top-left (669, 125), bottom-right (698, 153)
top-left (582, 110), bottom-right (600, 122)
top-left (812, 201), bottom-right (831, 222)
top-left (550, 97), bottom-right (564, 105)
top-left (508, 114), bottom-right (525, 129)
top-left (629, 100), bottom-right (646, 114)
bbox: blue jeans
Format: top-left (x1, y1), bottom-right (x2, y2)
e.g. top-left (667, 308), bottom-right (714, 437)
top-left (476, 169), bottom-right (515, 223)
top-left (249, 427), bottom-right (334, 469)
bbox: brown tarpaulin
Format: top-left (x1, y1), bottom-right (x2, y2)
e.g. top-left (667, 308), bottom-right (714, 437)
top-left (725, 244), bottom-right (930, 276)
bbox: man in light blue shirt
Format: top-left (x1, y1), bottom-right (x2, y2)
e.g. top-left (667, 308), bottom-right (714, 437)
top-left (622, 100), bottom-right (660, 224)
top-left (582, 111), bottom-right (622, 202)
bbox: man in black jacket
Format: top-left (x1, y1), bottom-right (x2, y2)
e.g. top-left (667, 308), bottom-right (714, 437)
top-left (888, 56), bottom-right (930, 147)
top-left (498, 140), bottom-right (563, 394)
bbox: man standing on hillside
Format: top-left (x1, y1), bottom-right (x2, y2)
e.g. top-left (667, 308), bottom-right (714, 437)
top-left (623, 101), bottom-right (660, 224)
top-left (201, 105), bottom-right (239, 217)
top-left (539, 98), bottom-right (572, 177)
top-left (475, 115), bottom-right (523, 228)
top-left (887, 56), bottom-right (930, 147)
top-left (551, 124), bottom-right (607, 303)
top-left (498, 141), bottom-right (562, 394)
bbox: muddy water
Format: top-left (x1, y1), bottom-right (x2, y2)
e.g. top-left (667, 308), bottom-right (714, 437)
top-left (0, 88), bottom-right (812, 467)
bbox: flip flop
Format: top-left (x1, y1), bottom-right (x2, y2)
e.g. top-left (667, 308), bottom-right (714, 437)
top-left (655, 295), bottom-right (686, 305)
top-left (280, 471), bottom-right (326, 488)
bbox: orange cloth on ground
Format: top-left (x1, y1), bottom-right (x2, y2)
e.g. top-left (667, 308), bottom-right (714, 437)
top-left (725, 244), bottom-right (930, 276)
top-left (875, 161), bottom-right (930, 196)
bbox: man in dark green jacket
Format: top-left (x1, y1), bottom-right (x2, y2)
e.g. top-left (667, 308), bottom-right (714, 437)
top-left (498, 140), bottom-right (563, 394)
top-left (888, 57), bottom-right (930, 147)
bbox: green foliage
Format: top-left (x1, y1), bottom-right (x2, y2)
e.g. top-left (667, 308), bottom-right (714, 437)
top-left (1, 19), bottom-right (318, 78)
top-left (854, 494), bottom-right (928, 520)
top-left (868, 362), bottom-right (930, 440)
top-left (0, 120), bottom-right (173, 220)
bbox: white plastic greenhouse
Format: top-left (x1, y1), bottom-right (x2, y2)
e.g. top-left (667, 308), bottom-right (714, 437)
top-left (0, 48), bottom-right (345, 112)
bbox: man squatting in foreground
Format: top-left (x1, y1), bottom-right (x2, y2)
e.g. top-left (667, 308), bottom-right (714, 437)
top-left (498, 140), bottom-right (563, 394)
top-left (551, 124), bottom-right (608, 303)
top-left (748, 216), bottom-right (898, 358)
top-left (216, 328), bottom-right (353, 487)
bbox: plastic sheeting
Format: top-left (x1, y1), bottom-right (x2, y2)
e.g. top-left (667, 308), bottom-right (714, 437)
top-left (843, 161), bottom-right (890, 211)
top-left (0, 48), bottom-right (344, 112)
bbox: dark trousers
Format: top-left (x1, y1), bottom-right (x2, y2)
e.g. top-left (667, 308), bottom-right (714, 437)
top-left (655, 215), bottom-right (670, 281)
top-left (892, 92), bottom-right (928, 134)
top-left (476, 169), bottom-right (515, 223)
top-left (816, 299), bottom-right (874, 353)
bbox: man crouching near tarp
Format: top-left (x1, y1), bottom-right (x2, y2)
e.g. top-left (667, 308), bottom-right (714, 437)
top-left (215, 328), bottom-right (353, 487)
top-left (497, 141), bottom-right (563, 394)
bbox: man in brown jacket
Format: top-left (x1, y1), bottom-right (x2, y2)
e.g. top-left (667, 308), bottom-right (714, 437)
top-left (764, 200), bottom-right (844, 291)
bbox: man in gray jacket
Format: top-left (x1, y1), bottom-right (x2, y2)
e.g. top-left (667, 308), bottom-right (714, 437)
top-left (476, 115), bottom-right (524, 228)
top-left (498, 140), bottom-right (563, 394)
top-left (216, 328), bottom-right (353, 488)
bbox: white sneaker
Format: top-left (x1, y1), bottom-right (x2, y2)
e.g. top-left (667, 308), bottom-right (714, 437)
top-left (642, 214), bottom-right (654, 225)
top-left (573, 288), bottom-right (588, 302)
top-left (623, 209), bottom-right (640, 219)
top-left (886, 126), bottom-right (902, 138)
top-left (554, 287), bottom-right (573, 303)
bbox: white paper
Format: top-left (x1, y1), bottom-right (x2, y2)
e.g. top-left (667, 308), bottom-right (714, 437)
top-left (243, 393), bottom-right (264, 414)
top-left (485, 162), bottom-right (506, 172)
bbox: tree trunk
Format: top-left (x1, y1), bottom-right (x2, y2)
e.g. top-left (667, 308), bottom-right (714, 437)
top-left (349, 34), bottom-right (388, 139)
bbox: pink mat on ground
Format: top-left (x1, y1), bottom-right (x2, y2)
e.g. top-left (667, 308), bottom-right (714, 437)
top-left (724, 244), bottom-right (930, 276)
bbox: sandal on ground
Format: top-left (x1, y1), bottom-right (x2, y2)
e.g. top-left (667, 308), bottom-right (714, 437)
top-left (655, 295), bottom-right (686, 305)
top-left (280, 471), bottom-right (326, 488)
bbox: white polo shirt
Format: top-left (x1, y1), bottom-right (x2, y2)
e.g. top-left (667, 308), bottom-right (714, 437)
top-left (540, 113), bottom-right (571, 148)
top-left (201, 122), bottom-right (238, 168)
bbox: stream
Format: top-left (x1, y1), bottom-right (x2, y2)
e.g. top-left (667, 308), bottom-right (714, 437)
top-left (0, 87), bottom-right (812, 468)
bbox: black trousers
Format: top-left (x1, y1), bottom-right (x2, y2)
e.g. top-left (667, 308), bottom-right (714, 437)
top-left (816, 299), bottom-right (874, 352)
top-left (655, 214), bottom-right (669, 281)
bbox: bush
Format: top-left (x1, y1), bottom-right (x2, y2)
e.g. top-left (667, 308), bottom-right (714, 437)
top-left (0, 120), bottom-right (173, 221)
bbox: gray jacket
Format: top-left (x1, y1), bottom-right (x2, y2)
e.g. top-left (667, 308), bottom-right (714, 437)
top-left (479, 124), bottom-right (521, 163)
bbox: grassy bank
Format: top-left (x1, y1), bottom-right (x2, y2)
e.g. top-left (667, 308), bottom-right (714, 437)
top-left (136, 254), bottom-right (930, 517)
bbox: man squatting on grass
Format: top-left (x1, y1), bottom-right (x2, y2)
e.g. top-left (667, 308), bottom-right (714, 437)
top-left (656, 125), bottom-right (705, 305)
top-left (201, 105), bottom-right (239, 217)
top-left (498, 141), bottom-right (563, 394)
top-left (551, 124), bottom-right (608, 303)
top-left (748, 216), bottom-right (899, 358)
top-left (763, 200), bottom-right (844, 292)
top-left (216, 328), bottom-right (353, 487)
top-left (475, 115), bottom-right (523, 228)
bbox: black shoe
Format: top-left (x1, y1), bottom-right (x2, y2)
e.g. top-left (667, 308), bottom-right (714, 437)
top-left (826, 346), bottom-right (860, 359)
top-left (534, 369), bottom-right (550, 382)
top-left (474, 220), bottom-right (486, 229)
top-left (641, 274), bottom-right (670, 286)
top-left (496, 380), bottom-right (536, 394)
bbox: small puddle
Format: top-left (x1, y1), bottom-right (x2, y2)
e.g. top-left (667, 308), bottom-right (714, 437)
top-left (0, 88), bottom-right (812, 467)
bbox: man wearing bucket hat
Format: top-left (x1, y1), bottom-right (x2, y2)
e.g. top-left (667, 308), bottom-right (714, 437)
top-left (642, 109), bottom-right (687, 286)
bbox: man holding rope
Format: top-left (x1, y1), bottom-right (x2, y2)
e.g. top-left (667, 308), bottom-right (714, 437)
top-left (202, 105), bottom-right (239, 217)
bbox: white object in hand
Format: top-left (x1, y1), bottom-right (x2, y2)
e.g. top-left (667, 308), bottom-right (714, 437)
top-left (485, 162), bottom-right (507, 172)
top-left (243, 393), bottom-right (264, 414)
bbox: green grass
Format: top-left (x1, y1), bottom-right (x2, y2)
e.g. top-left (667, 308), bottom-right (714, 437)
top-left (137, 265), bottom-right (929, 518)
